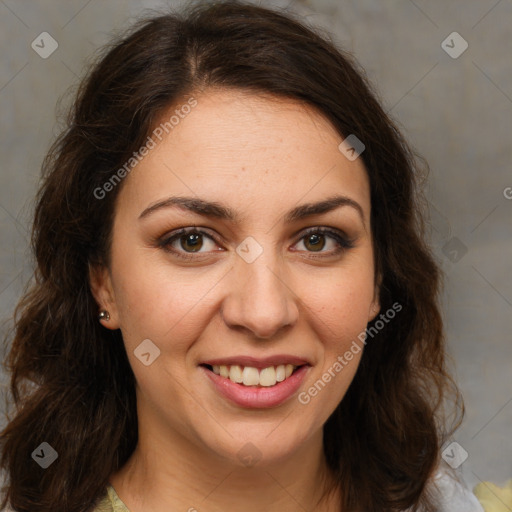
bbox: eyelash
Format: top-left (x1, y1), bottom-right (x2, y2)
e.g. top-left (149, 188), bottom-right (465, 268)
top-left (157, 226), bottom-right (356, 261)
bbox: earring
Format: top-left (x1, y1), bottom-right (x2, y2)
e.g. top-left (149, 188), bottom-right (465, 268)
top-left (98, 310), bottom-right (110, 321)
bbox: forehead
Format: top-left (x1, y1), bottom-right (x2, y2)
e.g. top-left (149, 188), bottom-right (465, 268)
top-left (117, 88), bottom-right (371, 223)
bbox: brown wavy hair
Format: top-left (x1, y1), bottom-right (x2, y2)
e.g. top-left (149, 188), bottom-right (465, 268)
top-left (0, 1), bottom-right (463, 511)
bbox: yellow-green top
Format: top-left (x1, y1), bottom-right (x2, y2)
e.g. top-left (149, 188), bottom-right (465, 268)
top-left (93, 484), bottom-right (130, 512)
top-left (91, 472), bottom-right (509, 512)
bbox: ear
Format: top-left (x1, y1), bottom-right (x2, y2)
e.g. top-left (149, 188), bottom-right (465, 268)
top-left (368, 272), bottom-right (382, 323)
top-left (88, 263), bottom-right (120, 329)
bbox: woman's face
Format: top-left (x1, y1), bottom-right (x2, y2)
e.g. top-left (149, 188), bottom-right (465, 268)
top-left (92, 88), bottom-right (380, 467)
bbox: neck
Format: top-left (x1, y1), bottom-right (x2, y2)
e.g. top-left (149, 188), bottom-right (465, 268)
top-left (109, 409), bottom-right (340, 511)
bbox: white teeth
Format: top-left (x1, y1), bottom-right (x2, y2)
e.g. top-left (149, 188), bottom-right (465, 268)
top-left (229, 364), bottom-right (243, 383)
top-left (209, 363), bottom-right (301, 387)
top-left (259, 366), bottom-right (277, 387)
top-left (242, 366), bottom-right (260, 386)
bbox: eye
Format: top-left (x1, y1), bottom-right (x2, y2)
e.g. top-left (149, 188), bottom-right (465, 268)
top-left (158, 227), bottom-right (221, 260)
top-left (292, 227), bottom-right (355, 257)
top-left (158, 226), bottom-right (355, 261)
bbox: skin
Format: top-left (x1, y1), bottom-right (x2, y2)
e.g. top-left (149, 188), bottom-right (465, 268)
top-left (90, 88), bottom-right (381, 512)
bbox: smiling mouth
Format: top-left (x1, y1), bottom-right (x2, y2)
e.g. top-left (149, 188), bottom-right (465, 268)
top-left (201, 363), bottom-right (306, 387)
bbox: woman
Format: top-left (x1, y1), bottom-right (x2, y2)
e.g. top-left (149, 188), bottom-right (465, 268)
top-left (0, 1), bottom-right (485, 511)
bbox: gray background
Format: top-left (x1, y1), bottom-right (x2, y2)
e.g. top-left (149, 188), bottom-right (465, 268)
top-left (0, 0), bottom-right (511, 496)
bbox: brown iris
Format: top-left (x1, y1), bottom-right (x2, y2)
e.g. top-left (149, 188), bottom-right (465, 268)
top-left (180, 233), bottom-right (203, 252)
top-left (303, 233), bottom-right (326, 252)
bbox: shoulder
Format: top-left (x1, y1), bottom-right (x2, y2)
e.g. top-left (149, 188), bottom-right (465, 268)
top-left (89, 489), bottom-right (114, 512)
top-left (90, 484), bottom-right (130, 512)
top-left (422, 467), bottom-right (485, 512)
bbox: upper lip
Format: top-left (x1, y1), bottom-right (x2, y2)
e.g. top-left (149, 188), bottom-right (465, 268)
top-left (201, 355), bottom-right (310, 369)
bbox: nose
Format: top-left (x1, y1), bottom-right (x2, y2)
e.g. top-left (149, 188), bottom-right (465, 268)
top-left (220, 248), bottom-right (299, 340)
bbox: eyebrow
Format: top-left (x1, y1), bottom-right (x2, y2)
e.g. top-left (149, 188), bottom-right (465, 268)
top-left (138, 194), bottom-right (365, 225)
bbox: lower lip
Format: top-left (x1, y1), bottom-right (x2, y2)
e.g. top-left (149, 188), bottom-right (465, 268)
top-left (201, 365), bottom-right (310, 409)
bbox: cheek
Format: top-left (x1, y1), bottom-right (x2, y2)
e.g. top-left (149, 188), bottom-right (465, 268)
top-left (300, 266), bottom-right (375, 338)
top-left (110, 248), bottom-right (222, 357)
top-left (297, 280), bottom-right (370, 418)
